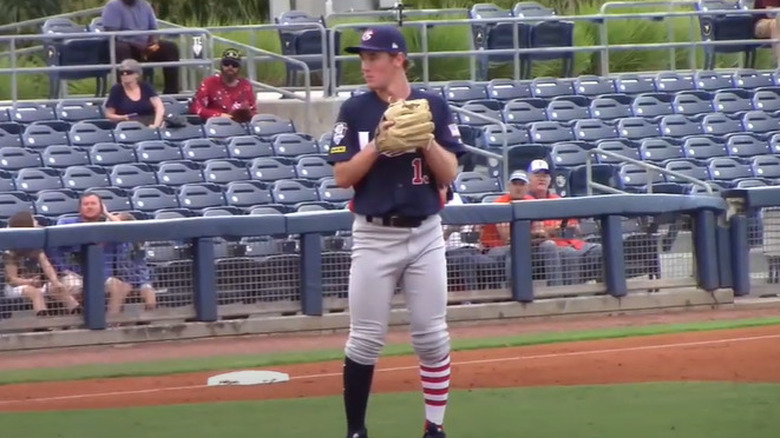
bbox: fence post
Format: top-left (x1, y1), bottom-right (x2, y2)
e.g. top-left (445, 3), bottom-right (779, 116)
top-left (729, 214), bottom-right (751, 296)
top-left (83, 243), bottom-right (106, 330)
top-left (601, 215), bottom-right (627, 298)
top-left (693, 210), bottom-right (720, 292)
top-left (716, 222), bottom-right (733, 290)
top-left (193, 237), bottom-right (217, 322)
top-left (510, 219), bottom-right (534, 302)
top-left (300, 232), bottom-right (324, 316)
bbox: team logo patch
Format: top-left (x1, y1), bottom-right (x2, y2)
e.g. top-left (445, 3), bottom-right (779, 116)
top-left (448, 123), bottom-right (461, 138)
top-left (362, 30), bottom-right (373, 41)
top-left (332, 122), bottom-right (348, 145)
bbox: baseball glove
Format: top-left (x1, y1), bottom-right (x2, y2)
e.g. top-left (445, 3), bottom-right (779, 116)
top-left (231, 108), bottom-right (253, 124)
top-left (374, 99), bottom-right (435, 154)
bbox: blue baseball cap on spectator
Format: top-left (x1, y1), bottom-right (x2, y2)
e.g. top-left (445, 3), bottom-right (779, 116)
top-left (345, 26), bottom-right (408, 55)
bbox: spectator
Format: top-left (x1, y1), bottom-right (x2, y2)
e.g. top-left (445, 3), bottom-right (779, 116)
top-left (101, 0), bottom-right (180, 94)
top-left (190, 48), bottom-right (257, 122)
top-left (3, 212), bottom-right (82, 316)
top-left (524, 160), bottom-right (603, 284)
top-left (754, 1), bottom-right (780, 64)
top-left (115, 212), bottom-right (157, 310)
top-left (104, 59), bottom-right (165, 128)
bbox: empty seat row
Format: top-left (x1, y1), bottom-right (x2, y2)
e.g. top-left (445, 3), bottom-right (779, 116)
top-left (0, 97), bottom-right (190, 124)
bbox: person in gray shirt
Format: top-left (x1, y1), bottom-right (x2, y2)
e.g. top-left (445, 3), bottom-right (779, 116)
top-left (101, 0), bottom-right (180, 94)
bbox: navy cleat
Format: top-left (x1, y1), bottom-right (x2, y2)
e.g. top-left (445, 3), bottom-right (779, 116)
top-left (422, 422), bottom-right (446, 438)
top-left (348, 429), bottom-right (368, 438)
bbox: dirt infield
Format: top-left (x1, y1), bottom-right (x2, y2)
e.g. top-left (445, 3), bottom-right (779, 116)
top-left (1, 322), bottom-right (779, 412)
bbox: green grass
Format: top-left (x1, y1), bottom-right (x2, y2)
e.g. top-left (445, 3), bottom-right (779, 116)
top-left (1, 383), bottom-right (779, 437)
top-left (3, 316), bottom-right (779, 386)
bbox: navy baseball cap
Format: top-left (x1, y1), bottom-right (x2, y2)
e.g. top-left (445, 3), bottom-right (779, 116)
top-left (345, 26), bottom-right (408, 55)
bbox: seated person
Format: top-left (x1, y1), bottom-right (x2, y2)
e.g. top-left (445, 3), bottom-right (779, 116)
top-left (190, 49), bottom-right (258, 122)
top-left (104, 59), bottom-right (165, 128)
top-left (754, 0), bottom-right (780, 65)
top-left (3, 212), bottom-right (81, 316)
top-left (101, 0), bottom-right (180, 94)
top-left (115, 213), bottom-right (157, 310)
top-left (524, 160), bottom-right (603, 285)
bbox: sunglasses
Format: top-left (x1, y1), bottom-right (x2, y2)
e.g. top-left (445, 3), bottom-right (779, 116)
top-left (221, 60), bottom-right (240, 68)
top-left (119, 70), bottom-right (136, 75)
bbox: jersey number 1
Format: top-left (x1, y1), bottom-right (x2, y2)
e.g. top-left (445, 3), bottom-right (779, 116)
top-left (411, 158), bottom-right (430, 185)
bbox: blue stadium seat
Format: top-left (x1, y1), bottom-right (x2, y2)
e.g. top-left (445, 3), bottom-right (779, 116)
top-left (156, 160), bottom-right (204, 187)
top-left (41, 18), bottom-right (109, 99)
top-left (639, 138), bottom-right (684, 163)
top-left (453, 172), bottom-right (502, 197)
top-left (34, 189), bottom-right (79, 218)
top-left (616, 117), bottom-right (661, 140)
top-left (707, 157), bottom-right (753, 185)
top-left (672, 91), bottom-right (714, 117)
top-left (696, 0), bottom-right (757, 70)
top-left (726, 134), bottom-right (771, 158)
top-left (317, 177), bottom-right (353, 203)
top-left (618, 163), bottom-right (665, 191)
top-left (0, 122), bottom-right (23, 147)
top-left (457, 102), bottom-right (504, 126)
top-left (659, 115), bottom-right (704, 138)
top-left (275, 10), bottom-right (342, 91)
top-left (203, 159), bottom-right (250, 184)
top-left (295, 155), bottom-right (333, 181)
top-left (693, 70), bottom-right (733, 91)
top-left (110, 163), bottom-right (158, 189)
top-left (736, 178), bottom-right (769, 188)
top-left (181, 138), bottom-right (229, 162)
top-left (159, 119), bottom-right (204, 143)
top-left (573, 75), bottom-right (615, 97)
top-left (272, 133), bottom-right (320, 157)
top-left (768, 133), bottom-right (780, 154)
top-left (0, 191), bottom-right (34, 220)
top-left (732, 69), bottom-right (774, 89)
top-left (270, 179), bottom-right (319, 205)
top-left (485, 79), bottom-right (532, 102)
top-left (750, 154), bottom-right (780, 179)
top-left (0, 107), bottom-right (9, 123)
top-left (752, 90), bottom-right (780, 112)
top-left (131, 185), bottom-right (180, 213)
top-left (468, 3), bottom-right (516, 82)
top-left (87, 187), bottom-right (132, 212)
top-left (631, 93), bottom-right (674, 118)
top-left (55, 100), bottom-right (103, 122)
top-left (135, 140), bottom-right (183, 165)
top-left (512, 2), bottom-right (575, 79)
top-left (528, 121), bottom-right (574, 143)
top-left (566, 164), bottom-right (617, 196)
top-left (318, 132), bottom-right (333, 154)
top-left (177, 183), bottom-right (225, 212)
top-left (204, 117), bottom-right (248, 139)
top-left (113, 121), bottom-right (160, 144)
top-left (594, 139), bottom-right (640, 164)
top-left (249, 114), bottom-right (296, 138)
top-left (572, 119), bottom-right (618, 142)
top-left (506, 144), bottom-right (550, 177)
top-left (41, 145), bottom-right (90, 169)
top-left (712, 89), bottom-right (753, 114)
top-left (502, 98), bottom-right (547, 124)
top-left (664, 159), bottom-right (711, 184)
top-left (614, 74), bottom-right (656, 95)
top-left (550, 142), bottom-right (590, 167)
top-left (225, 180), bottom-right (272, 209)
top-left (227, 135), bottom-right (274, 160)
top-left (741, 110), bottom-right (780, 134)
top-left (0, 147), bottom-right (43, 171)
top-left (546, 98), bottom-right (590, 123)
top-left (61, 165), bottom-right (110, 191)
top-left (0, 169), bottom-right (16, 192)
top-left (89, 142), bottom-right (136, 167)
top-left (589, 94), bottom-right (633, 120)
top-left (22, 123), bottom-right (69, 149)
top-left (442, 81), bottom-right (488, 105)
top-left (480, 124), bottom-right (530, 150)
top-left (530, 78), bottom-right (574, 99)
top-left (68, 121), bottom-right (114, 146)
top-left (249, 204), bottom-right (289, 215)
top-left (14, 168), bottom-right (63, 193)
top-left (295, 202), bottom-right (334, 213)
top-left (654, 72), bottom-right (695, 93)
top-left (202, 207), bottom-right (244, 217)
top-left (249, 157), bottom-right (296, 182)
top-left (10, 103), bottom-right (56, 124)
top-left (701, 112), bottom-right (743, 136)
top-left (682, 136), bottom-right (727, 160)
top-left (160, 96), bottom-right (189, 116)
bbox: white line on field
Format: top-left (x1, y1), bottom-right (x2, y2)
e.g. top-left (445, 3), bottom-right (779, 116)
top-left (1, 332), bottom-right (778, 407)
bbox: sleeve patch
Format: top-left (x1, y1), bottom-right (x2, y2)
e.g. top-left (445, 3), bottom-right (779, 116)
top-left (448, 123), bottom-right (461, 138)
top-left (332, 122), bottom-right (348, 145)
top-left (330, 146), bottom-right (347, 154)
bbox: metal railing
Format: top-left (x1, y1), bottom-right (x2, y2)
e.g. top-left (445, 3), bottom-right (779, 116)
top-left (447, 105), bottom-right (507, 180)
top-left (0, 7), bottom-right (103, 33)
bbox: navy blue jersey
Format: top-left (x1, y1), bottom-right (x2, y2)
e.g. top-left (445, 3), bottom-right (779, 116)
top-left (327, 89), bottom-right (466, 217)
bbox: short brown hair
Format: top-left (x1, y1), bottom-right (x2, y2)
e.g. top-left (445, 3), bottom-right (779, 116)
top-left (8, 211), bottom-right (34, 228)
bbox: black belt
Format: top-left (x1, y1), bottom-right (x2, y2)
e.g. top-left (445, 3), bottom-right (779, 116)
top-left (365, 215), bottom-right (428, 228)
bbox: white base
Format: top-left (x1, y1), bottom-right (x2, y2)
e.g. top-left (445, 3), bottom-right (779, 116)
top-left (207, 370), bottom-right (291, 387)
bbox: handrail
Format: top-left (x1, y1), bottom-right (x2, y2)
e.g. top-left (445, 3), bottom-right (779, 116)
top-left (325, 8), bottom-right (469, 23)
top-left (0, 7), bottom-right (104, 33)
top-left (447, 105), bottom-right (508, 181)
top-left (584, 148), bottom-right (714, 196)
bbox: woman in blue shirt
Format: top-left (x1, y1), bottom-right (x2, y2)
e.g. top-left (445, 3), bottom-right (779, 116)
top-left (104, 58), bottom-right (165, 128)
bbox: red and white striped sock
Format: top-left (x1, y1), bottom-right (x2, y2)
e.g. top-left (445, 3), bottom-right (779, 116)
top-left (420, 354), bottom-right (451, 427)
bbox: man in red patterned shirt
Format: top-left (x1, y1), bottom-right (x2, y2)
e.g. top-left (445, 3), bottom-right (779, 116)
top-left (190, 48), bottom-right (258, 122)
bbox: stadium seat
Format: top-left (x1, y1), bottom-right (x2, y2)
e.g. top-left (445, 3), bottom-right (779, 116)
top-left (68, 121), bottom-right (114, 146)
top-left (614, 74), bottom-right (656, 95)
top-left (618, 163), bottom-right (665, 191)
top-left (530, 78), bottom-right (574, 99)
top-left (249, 114), bottom-right (296, 137)
top-left (249, 157), bottom-right (297, 182)
top-left (550, 142), bottom-right (590, 167)
top-left (573, 75), bottom-right (615, 97)
top-left (41, 18), bottom-right (109, 99)
top-left (485, 79), bottom-right (532, 102)
top-left (682, 136), bottom-right (727, 160)
top-left (766, 133), bottom-right (780, 154)
top-left (271, 133), bottom-right (320, 157)
top-left (89, 142), bottom-right (136, 167)
top-left (616, 117), bottom-right (661, 140)
top-left (275, 10), bottom-right (341, 91)
top-left (696, 0), bottom-right (757, 70)
top-left (0, 122), bottom-right (23, 147)
top-left (528, 121), bottom-right (574, 143)
top-left (453, 172), bottom-right (502, 196)
top-left (159, 119), bottom-right (204, 143)
top-left (664, 159), bottom-right (711, 184)
top-left (659, 115), bottom-right (704, 138)
top-left (22, 123), bottom-right (70, 148)
top-left (87, 187), bottom-right (132, 212)
top-left (135, 140), bottom-right (183, 165)
top-left (468, 3), bottom-right (516, 82)
top-left (693, 70), bottom-right (733, 91)
top-left (736, 178), bottom-right (769, 188)
top-left (631, 93), bottom-right (674, 118)
top-left (156, 160), bottom-right (204, 187)
top-left (61, 165), bottom-right (110, 191)
top-left (672, 91), bottom-right (714, 117)
top-left (55, 100), bottom-right (103, 122)
top-left (160, 96), bottom-right (189, 116)
top-left (110, 163), bottom-right (158, 189)
top-left (0, 191), bottom-right (34, 220)
top-left (732, 69), bottom-right (774, 89)
top-left (594, 139), bottom-right (641, 164)
top-left (751, 155), bottom-right (780, 179)
top-left (203, 159), bottom-right (250, 184)
top-left (113, 121), bottom-right (160, 144)
top-left (224, 180), bottom-right (272, 209)
top-left (546, 98), bottom-right (590, 123)
top-left (639, 138), bottom-right (684, 163)
top-left (572, 119), bottom-right (618, 142)
top-left (41, 145), bottom-right (90, 168)
top-left (654, 72), bottom-right (694, 93)
top-left (726, 134), bottom-right (771, 158)
top-left (181, 138), bottom-right (229, 162)
top-left (701, 112), bottom-right (743, 136)
top-left (249, 204), bottom-right (289, 215)
top-left (752, 90), bottom-right (780, 112)
top-left (177, 183), bottom-right (225, 212)
top-left (589, 94), bottom-right (633, 120)
top-left (502, 98), bottom-right (548, 124)
top-left (712, 89), bottom-right (753, 114)
top-left (442, 81), bottom-right (488, 105)
top-left (34, 188), bottom-right (79, 218)
top-left (227, 135), bottom-right (274, 160)
top-left (317, 177), bottom-right (353, 203)
top-left (741, 110), bottom-right (780, 134)
top-left (512, 3), bottom-right (575, 79)
top-left (506, 144), bottom-right (549, 177)
top-left (131, 185), bottom-right (180, 213)
top-left (10, 103), bottom-right (56, 124)
top-left (480, 124), bottom-right (530, 150)
top-left (0, 169), bottom-right (16, 192)
top-left (707, 157), bottom-right (753, 185)
top-left (14, 168), bottom-right (63, 193)
top-left (0, 147), bottom-right (43, 171)
top-left (457, 102), bottom-right (504, 126)
top-left (566, 163), bottom-right (618, 196)
top-left (202, 207), bottom-right (244, 217)
top-left (270, 179), bottom-right (319, 205)
top-left (204, 117), bottom-right (248, 139)
top-left (295, 155), bottom-right (333, 181)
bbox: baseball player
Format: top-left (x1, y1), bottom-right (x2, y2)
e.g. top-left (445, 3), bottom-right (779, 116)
top-left (327, 26), bottom-right (466, 438)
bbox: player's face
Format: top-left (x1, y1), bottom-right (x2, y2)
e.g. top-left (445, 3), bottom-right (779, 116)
top-left (530, 171), bottom-right (551, 195)
top-left (509, 180), bottom-right (528, 199)
top-left (359, 51), bottom-right (402, 89)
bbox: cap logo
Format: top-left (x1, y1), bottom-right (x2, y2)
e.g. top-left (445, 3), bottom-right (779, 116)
top-left (361, 30), bottom-right (373, 41)
top-left (392, 42), bottom-right (398, 49)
